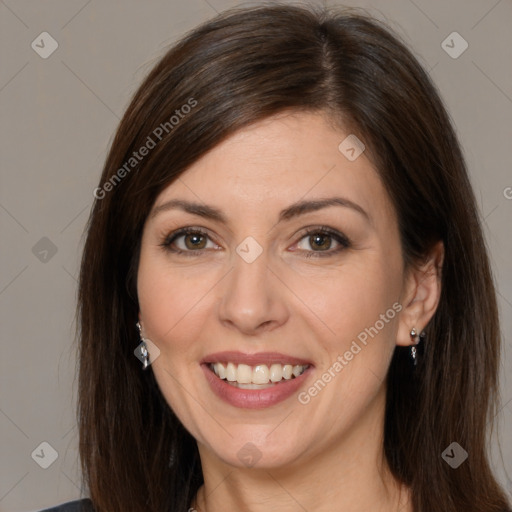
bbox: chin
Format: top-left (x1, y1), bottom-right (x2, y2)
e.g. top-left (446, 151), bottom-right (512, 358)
top-left (202, 428), bottom-right (308, 470)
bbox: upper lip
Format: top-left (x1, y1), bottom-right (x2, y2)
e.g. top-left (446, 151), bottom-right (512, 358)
top-left (201, 351), bottom-right (313, 367)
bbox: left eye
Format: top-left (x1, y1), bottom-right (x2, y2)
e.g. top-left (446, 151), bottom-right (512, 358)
top-left (293, 228), bottom-right (350, 257)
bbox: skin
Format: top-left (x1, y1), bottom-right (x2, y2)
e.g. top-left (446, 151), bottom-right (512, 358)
top-left (137, 111), bottom-right (444, 512)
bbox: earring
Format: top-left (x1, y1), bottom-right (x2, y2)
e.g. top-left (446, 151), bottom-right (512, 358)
top-left (409, 328), bottom-right (426, 366)
top-left (136, 321), bottom-right (150, 370)
top-left (410, 345), bottom-right (417, 365)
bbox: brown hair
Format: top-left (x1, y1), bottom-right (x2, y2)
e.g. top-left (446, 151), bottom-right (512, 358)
top-left (77, 3), bottom-right (511, 511)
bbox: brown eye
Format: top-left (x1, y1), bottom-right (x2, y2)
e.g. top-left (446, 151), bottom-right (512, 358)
top-left (161, 228), bottom-right (218, 255)
top-left (183, 232), bottom-right (207, 250)
top-left (308, 233), bottom-right (332, 251)
top-left (294, 227), bottom-right (350, 258)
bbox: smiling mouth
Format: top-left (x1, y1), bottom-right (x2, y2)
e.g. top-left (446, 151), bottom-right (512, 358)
top-left (208, 362), bottom-right (310, 389)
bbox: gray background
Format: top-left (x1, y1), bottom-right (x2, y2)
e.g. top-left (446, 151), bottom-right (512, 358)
top-left (0, 0), bottom-right (511, 510)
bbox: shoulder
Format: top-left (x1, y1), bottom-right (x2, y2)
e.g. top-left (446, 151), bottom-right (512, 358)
top-left (38, 498), bottom-right (95, 512)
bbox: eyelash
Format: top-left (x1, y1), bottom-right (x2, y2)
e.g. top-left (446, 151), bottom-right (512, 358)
top-left (160, 226), bottom-right (351, 259)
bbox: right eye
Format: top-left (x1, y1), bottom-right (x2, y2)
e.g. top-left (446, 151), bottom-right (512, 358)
top-left (160, 227), bottom-right (220, 256)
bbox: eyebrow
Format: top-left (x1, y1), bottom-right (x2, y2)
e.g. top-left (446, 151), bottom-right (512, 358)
top-left (150, 197), bottom-right (371, 224)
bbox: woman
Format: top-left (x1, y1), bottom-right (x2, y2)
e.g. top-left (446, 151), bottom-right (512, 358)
top-left (42, 3), bottom-right (511, 512)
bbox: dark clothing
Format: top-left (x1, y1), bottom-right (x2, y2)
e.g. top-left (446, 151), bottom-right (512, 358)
top-left (39, 498), bottom-right (95, 512)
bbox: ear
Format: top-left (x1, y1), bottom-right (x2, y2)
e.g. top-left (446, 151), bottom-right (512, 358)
top-left (396, 241), bottom-right (444, 347)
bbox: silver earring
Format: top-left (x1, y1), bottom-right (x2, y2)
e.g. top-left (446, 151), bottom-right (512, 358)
top-left (409, 328), bottom-right (426, 366)
top-left (410, 345), bottom-right (417, 365)
top-left (136, 322), bottom-right (150, 370)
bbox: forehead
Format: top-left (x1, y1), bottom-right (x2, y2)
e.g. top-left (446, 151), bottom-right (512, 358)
top-left (152, 111), bottom-right (395, 225)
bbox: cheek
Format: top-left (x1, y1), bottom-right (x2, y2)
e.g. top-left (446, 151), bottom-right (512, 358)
top-left (136, 253), bottom-right (219, 434)
top-left (293, 261), bottom-right (402, 431)
top-left (299, 252), bottom-right (403, 387)
top-left (137, 254), bottom-right (218, 359)
top-left (306, 257), bottom-right (400, 336)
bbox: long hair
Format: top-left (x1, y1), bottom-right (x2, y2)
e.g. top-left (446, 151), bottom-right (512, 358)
top-left (77, 4), bottom-right (511, 511)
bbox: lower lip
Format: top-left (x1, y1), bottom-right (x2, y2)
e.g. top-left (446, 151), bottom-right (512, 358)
top-left (201, 364), bottom-right (313, 409)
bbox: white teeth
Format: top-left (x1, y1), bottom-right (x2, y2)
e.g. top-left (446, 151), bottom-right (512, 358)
top-left (269, 364), bottom-right (283, 382)
top-left (216, 362), bottom-right (226, 380)
top-left (229, 382), bottom-right (276, 390)
top-left (226, 362), bottom-right (237, 382)
top-left (292, 365), bottom-right (303, 377)
top-left (253, 365), bottom-right (270, 384)
top-left (237, 364), bottom-right (252, 384)
top-left (210, 362), bottom-right (308, 385)
top-left (282, 365), bottom-right (293, 380)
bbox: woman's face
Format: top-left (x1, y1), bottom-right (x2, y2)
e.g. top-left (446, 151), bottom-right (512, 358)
top-left (137, 111), bottom-right (410, 470)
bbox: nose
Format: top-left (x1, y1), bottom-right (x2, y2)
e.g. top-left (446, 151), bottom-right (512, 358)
top-left (217, 249), bottom-right (290, 336)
